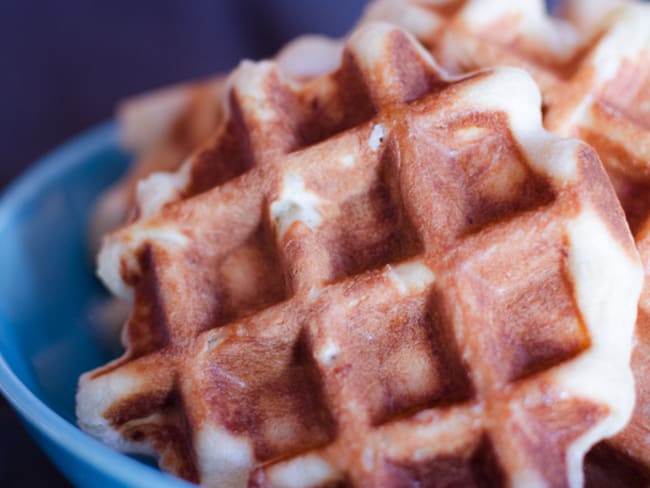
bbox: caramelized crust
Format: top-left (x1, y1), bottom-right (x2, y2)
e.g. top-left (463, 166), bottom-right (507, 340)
top-left (365, 0), bottom-right (650, 480)
top-left (78, 23), bottom-right (642, 488)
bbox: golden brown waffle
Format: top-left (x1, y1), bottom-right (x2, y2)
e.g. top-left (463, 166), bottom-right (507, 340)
top-left (366, 0), bottom-right (650, 482)
top-left (364, 0), bottom-right (650, 224)
top-left (77, 24), bottom-right (643, 487)
top-left (89, 76), bottom-right (225, 248)
top-left (91, 35), bottom-right (343, 244)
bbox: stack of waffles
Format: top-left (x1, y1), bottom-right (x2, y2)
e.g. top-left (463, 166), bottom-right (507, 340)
top-left (79, 1), bottom-right (650, 486)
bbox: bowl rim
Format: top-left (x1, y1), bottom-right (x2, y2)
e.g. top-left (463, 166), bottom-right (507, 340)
top-left (0, 122), bottom-right (193, 488)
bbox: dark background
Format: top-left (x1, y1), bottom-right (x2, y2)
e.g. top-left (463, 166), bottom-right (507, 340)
top-left (0, 1), bottom-right (366, 486)
top-left (0, 0), bottom-right (368, 191)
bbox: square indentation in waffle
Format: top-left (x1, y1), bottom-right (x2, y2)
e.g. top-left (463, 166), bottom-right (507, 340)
top-left (82, 22), bottom-right (643, 488)
top-left (126, 214), bottom-right (289, 343)
top-left (186, 52), bottom-right (380, 198)
top-left (402, 110), bottom-right (555, 237)
top-left (450, 219), bottom-right (590, 384)
top-left (189, 313), bottom-right (337, 463)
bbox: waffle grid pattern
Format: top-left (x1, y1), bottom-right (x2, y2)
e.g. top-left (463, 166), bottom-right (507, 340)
top-left (78, 24), bottom-right (641, 488)
top-left (366, 0), bottom-right (650, 481)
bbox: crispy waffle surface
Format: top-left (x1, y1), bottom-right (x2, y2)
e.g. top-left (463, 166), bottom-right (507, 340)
top-left (366, 0), bottom-right (650, 484)
top-left (89, 36), bottom-right (344, 346)
top-left (91, 35), bottom-right (344, 244)
top-left (77, 24), bottom-right (643, 487)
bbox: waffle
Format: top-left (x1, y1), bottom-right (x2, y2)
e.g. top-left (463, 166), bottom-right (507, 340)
top-left (77, 23), bottom-right (642, 487)
top-left (585, 227), bottom-right (650, 487)
top-left (364, 0), bottom-right (640, 115)
top-left (363, 0), bottom-right (650, 220)
top-left (89, 36), bottom-right (344, 346)
top-left (91, 35), bottom-right (343, 245)
top-left (366, 0), bottom-right (650, 481)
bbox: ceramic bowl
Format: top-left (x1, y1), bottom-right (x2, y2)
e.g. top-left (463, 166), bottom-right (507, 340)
top-left (0, 123), bottom-right (192, 488)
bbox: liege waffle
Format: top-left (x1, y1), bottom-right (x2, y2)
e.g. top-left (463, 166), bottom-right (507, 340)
top-left (91, 35), bottom-right (343, 244)
top-left (77, 23), bottom-right (643, 487)
top-left (366, 0), bottom-right (650, 482)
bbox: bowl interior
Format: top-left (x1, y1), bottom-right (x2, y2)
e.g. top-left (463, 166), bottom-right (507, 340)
top-left (0, 127), bottom-right (128, 422)
top-left (0, 124), bottom-right (197, 487)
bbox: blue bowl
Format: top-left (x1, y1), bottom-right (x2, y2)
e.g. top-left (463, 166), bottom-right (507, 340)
top-left (0, 123), bottom-right (194, 488)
